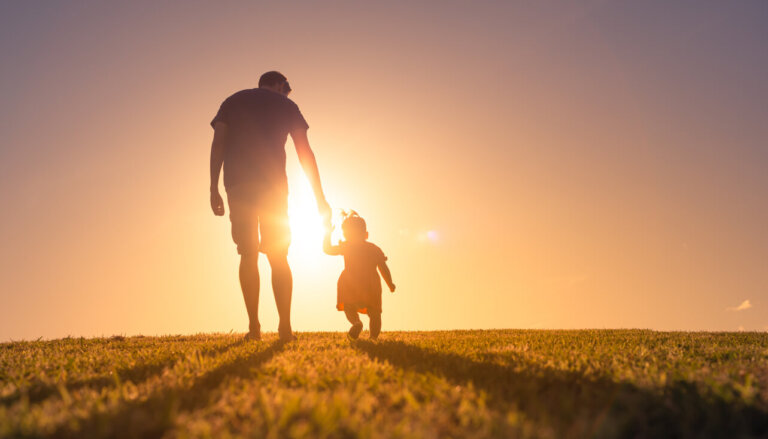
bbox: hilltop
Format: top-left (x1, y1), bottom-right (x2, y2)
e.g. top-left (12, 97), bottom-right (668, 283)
top-left (2, 330), bottom-right (767, 438)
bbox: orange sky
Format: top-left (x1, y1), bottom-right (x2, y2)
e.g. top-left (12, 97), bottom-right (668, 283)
top-left (1, 1), bottom-right (767, 340)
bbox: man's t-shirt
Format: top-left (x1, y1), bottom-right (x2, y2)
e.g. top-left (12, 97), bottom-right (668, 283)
top-left (211, 88), bottom-right (309, 192)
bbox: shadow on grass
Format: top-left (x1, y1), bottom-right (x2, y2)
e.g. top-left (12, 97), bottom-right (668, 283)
top-left (355, 340), bottom-right (768, 438)
top-left (47, 340), bottom-right (284, 439)
top-left (1, 340), bottom-right (244, 408)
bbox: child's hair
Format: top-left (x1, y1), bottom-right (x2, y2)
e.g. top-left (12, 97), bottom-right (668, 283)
top-left (340, 210), bottom-right (367, 236)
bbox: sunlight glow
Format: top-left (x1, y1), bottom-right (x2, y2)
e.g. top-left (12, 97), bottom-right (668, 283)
top-left (287, 179), bottom-right (325, 260)
top-left (416, 229), bottom-right (440, 244)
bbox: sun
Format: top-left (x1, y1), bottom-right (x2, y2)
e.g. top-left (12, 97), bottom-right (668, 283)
top-left (287, 180), bottom-right (326, 259)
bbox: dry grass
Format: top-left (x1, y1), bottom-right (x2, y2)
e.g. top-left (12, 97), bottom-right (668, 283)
top-left (2, 330), bottom-right (768, 438)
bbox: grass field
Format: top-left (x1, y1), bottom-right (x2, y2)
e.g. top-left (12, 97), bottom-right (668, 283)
top-left (1, 330), bottom-right (768, 438)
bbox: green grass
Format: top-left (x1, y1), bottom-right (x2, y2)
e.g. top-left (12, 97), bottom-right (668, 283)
top-left (1, 330), bottom-right (767, 438)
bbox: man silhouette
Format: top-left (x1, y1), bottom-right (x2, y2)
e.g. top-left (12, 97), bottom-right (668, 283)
top-left (210, 71), bottom-right (330, 342)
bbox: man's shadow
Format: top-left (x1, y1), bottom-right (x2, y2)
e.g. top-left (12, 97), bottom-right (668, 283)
top-left (355, 339), bottom-right (768, 438)
top-left (52, 340), bottom-right (285, 439)
top-left (1, 339), bottom-right (242, 407)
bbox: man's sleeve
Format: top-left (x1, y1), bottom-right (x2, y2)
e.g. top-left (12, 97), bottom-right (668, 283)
top-left (288, 101), bottom-right (310, 132)
top-left (210, 98), bottom-right (231, 128)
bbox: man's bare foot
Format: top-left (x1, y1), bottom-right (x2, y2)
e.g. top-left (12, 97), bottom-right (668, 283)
top-left (278, 325), bottom-right (297, 343)
top-left (244, 331), bottom-right (261, 341)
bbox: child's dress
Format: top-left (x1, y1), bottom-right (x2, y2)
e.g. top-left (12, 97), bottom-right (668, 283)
top-left (336, 241), bottom-right (388, 314)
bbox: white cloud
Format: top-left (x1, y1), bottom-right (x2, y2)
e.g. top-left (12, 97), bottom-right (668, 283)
top-left (727, 300), bottom-right (752, 311)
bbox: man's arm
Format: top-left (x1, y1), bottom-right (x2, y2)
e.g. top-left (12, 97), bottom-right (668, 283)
top-left (210, 122), bottom-right (228, 216)
top-left (291, 128), bottom-right (330, 217)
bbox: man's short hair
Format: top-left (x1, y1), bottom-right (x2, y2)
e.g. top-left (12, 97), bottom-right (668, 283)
top-left (259, 71), bottom-right (287, 88)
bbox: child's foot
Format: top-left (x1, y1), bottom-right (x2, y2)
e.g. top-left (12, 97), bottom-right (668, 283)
top-left (347, 322), bottom-right (363, 340)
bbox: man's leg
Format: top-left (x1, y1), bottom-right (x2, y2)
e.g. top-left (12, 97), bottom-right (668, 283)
top-left (227, 185), bottom-right (261, 339)
top-left (239, 253), bottom-right (261, 337)
top-left (266, 253), bottom-right (293, 340)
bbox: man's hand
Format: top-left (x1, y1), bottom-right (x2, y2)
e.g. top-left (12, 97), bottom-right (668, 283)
top-left (211, 190), bottom-right (225, 216)
top-left (388, 283), bottom-right (396, 293)
top-left (317, 196), bottom-right (331, 219)
top-left (322, 210), bottom-right (333, 233)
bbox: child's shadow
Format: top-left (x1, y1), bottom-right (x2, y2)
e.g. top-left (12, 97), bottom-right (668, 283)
top-left (354, 340), bottom-right (768, 438)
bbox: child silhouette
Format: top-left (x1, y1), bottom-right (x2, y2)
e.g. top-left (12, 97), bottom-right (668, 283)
top-left (323, 211), bottom-right (395, 340)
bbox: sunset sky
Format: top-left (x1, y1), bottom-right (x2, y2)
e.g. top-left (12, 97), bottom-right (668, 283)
top-left (1, 1), bottom-right (767, 340)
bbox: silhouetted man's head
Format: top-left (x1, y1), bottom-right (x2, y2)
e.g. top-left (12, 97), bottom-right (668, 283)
top-left (259, 71), bottom-right (291, 96)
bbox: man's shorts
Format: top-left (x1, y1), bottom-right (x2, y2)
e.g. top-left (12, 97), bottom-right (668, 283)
top-left (226, 184), bottom-right (291, 256)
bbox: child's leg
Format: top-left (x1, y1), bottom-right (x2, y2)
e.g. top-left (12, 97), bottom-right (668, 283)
top-left (344, 308), bottom-right (361, 326)
top-left (344, 307), bottom-right (363, 339)
top-left (369, 312), bottom-right (382, 339)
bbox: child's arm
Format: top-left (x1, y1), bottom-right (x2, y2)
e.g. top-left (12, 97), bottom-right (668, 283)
top-left (322, 226), bottom-right (342, 255)
top-left (378, 261), bottom-right (395, 292)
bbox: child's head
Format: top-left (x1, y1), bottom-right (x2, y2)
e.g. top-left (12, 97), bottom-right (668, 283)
top-left (340, 211), bottom-right (368, 242)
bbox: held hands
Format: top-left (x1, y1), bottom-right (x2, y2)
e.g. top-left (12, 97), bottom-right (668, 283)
top-left (317, 196), bottom-right (332, 233)
top-left (210, 190), bottom-right (225, 216)
top-left (317, 196), bottom-right (331, 219)
top-left (322, 214), bottom-right (333, 234)
top-left (318, 197), bottom-right (333, 235)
